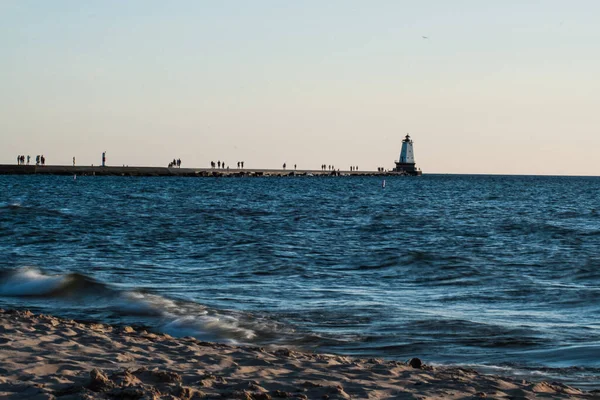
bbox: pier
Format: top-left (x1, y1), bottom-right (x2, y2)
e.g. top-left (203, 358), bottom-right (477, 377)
top-left (0, 165), bottom-right (417, 177)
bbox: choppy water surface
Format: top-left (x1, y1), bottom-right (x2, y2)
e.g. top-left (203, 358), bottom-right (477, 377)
top-left (1, 174), bottom-right (600, 387)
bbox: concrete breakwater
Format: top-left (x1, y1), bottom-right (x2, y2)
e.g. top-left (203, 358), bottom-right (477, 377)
top-left (0, 164), bottom-right (417, 177)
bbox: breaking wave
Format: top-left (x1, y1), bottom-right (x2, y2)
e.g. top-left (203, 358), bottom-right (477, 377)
top-left (0, 267), bottom-right (295, 344)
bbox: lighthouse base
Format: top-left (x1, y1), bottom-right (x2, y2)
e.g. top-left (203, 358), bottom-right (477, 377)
top-left (393, 162), bottom-right (422, 176)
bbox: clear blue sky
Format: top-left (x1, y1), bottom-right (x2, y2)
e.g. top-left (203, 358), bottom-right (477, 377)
top-left (1, 1), bottom-right (599, 174)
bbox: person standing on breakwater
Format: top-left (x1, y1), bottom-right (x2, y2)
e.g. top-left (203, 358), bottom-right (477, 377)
top-left (17, 155), bottom-right (20, 165)
top-left (283, 163), bottom-right (286, 170)
top-left (41, 155), bottom-right (45, 166)
top-left (27, 155), bottom-right (30, 165)
top-left (102, 152), bottom-right (106, 167)
top-left (218, 161), bottom-right (221, 168)
top-left (73, 157), bottom-right (76, 166)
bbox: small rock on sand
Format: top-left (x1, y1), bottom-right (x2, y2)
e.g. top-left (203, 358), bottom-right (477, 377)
top-left (408, 358), bottom-right (423, 369)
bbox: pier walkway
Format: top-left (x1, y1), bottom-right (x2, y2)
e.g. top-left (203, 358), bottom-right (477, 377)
top-left (0, 165), bottom-right (414, 177)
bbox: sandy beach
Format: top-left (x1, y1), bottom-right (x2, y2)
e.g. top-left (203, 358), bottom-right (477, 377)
top-left (0, 309), bottom-right (595, 399)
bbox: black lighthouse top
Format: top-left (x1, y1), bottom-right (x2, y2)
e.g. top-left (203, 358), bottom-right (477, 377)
top-left (403, 134), bottom-right (412, 143)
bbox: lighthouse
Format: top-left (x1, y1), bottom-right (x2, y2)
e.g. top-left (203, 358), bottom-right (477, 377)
top-left (394, 134), bottom-right (422, 175)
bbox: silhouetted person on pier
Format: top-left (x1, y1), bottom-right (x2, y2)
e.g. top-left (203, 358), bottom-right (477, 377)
top-left (41, 155), bottom-right (45, 166)
top-left (294, 164), bottom-right (297, 170)
top-left (73, 157), bottom-right (76, 166)
top-left (237, 162), bottom-right (240, 168)
top-left (35, 155), bottom-right (40, 166)
top-left (27, 155), bottom-right (30, 165)
top-left (283, 163), bottom-right (286, 170)
top-left (218, 161), bottom-right (221, 168)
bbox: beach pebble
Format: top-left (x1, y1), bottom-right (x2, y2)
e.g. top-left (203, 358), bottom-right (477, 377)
top-left (408, 358), bottom-right (423, 369)
top-left (274, 348), bottom-right (294, 357)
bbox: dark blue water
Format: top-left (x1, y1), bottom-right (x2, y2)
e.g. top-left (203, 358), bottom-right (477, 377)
top-left (1, 174), bottom-right (600, 387)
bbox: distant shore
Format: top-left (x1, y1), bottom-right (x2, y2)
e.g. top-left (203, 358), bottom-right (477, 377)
top-left (0, 164), bottom-right (417, 177)
top-left (0, 309), bottom-right (591, 399)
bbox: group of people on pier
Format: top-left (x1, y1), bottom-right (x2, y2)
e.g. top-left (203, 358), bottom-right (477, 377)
top-left (211, 161), bottom-right (229, 169)
top-left (13, 156), bottom-right (386, 173)
top-left (211, 160), bottom-right (247, 169)
top-left (322, 164), bottom-right (357, 171)
top-left (16, 155), bottom-right (45, 166)
top-left (168, 158), bottom-right (182, 168)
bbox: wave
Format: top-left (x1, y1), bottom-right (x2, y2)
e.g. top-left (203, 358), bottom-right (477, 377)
top-left (0, 267), bottom-right (109, 297)
top-left (0, 267), bottom-right (301, 346)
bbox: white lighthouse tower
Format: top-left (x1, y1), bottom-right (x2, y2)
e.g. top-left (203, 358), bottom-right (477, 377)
top-left (394, 134), bottom-right (422, 175)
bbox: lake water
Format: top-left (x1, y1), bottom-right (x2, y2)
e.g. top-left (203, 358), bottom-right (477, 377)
top-left (1, 174), bottom-right (600, 387)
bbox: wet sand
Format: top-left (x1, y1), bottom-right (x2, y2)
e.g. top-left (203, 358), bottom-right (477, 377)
top-left (0, 309), bottom-right (594, 399)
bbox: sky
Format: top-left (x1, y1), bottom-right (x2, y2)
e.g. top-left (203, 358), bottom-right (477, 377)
top-left (1, 0), bottom-right (599, 175)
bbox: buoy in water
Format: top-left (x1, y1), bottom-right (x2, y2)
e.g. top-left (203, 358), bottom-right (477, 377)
top-left (382, 179), bottom-right (386, 188)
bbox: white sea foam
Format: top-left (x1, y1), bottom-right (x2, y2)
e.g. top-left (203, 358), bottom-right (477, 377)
top-left (162, 314), bottom-right (256, 343)
top-left (0, 267), bottom-right (67, 296)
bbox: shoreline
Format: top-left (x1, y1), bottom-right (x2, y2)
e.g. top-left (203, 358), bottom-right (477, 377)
top-left (0, 309), bottom-right (593, 399)
top-left (0, 164), bottom-right (418, 177)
